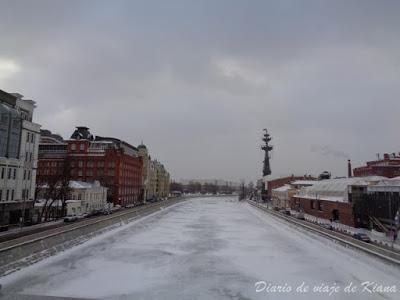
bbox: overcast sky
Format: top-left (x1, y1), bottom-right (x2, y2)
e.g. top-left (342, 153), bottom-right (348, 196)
top-left (1, 0), bottom-right (399, 183)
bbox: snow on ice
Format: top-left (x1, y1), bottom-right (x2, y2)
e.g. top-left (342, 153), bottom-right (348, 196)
top-left (1, 197), bottom-right (400, 299)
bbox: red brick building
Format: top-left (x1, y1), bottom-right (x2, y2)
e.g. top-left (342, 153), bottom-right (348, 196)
top-left (290, 176), bottom-right (384, 227)
top-left (353, 153), bottom-right (400, 178)
top-left (291, 196), bottom-right (355, 226)
top-left (38, 127), bottom-right (143, 206)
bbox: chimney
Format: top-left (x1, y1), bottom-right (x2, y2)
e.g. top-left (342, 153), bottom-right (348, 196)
top-left (347, 160), bottom-right (352, 178)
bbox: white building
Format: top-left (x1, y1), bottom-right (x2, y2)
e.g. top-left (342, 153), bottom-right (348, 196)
top-left (34, 180), bottom-right (108, 219)
top-left (0, 90), bottom-right (41, 227)
top-left (271, 185), bottom-right (294, 209)
top-left (68, 181), bottom-right (107, 215)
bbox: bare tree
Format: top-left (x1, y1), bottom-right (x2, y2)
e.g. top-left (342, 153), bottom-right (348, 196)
top-left (36, 158), bottom-right (72, 222)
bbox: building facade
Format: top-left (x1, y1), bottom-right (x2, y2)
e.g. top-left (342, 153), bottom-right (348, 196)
top-left (291, 176), bottom-right (385, 227)
top-left (138, 144), bottom-right (151, 201)
top-left (0, 90), bottom-right (40, 228)
top-left (353, 153), bottom-right (400, 178)
top-left (271, 180), bottom-right (316, 210)
top-left (352, 177), bottom-right (400, 232)
top-left (266, 175), bottom-right (315, 201)
top-left (137, 144), bottom-right (170, 201)
top-left (68, 180), bottom-right (107, 214)
top-left (37, 127), bottom-right (143, 207)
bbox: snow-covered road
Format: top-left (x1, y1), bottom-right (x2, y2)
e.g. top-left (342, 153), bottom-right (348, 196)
top-left (2, 197), bottom-right (400, 299)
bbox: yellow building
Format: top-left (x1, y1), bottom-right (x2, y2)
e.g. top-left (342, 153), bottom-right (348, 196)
top-left (138, 144), bottom-right (170, 201)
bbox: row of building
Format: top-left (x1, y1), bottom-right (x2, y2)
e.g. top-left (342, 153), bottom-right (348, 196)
top-left (0, 89), bottom-right (170, 228)
top-left (265, 158), bottom-right (400, 234)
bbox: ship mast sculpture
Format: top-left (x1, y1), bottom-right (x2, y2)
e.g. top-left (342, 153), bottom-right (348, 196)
top-left (262, 129), bottom-right (273, 176)
top-left (260, 129), bottom-right (273, 202)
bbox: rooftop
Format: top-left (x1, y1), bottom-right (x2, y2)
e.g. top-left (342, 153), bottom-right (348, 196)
top-left (69, 180), bottom-right (103, 189)
top-left (291, 180), bottom-right (317, 186)
top-left (295, 176), bottom-right (387, 203)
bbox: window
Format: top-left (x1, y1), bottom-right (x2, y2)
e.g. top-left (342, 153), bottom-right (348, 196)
top-left (23, 170), bottom-right (26, 180)
top-left (318, 201), bottom-right (322, 211)
top-left (6, 190), bottom-right (9, 201)
top-left (0, 189), bottom-right (2, 201)
top-left (1, 168), bottom-right (4, 179)
top-left (13, 168), bottom-right (16, 180)
top-left (78, 161), bottom-right (83, 167)
top-left (26, 132), bottom-right (30, 143)
top-left (71, 143), bottom-right (76, 150)
top-left (31, 133), bottom-right (35, 143)
top-left (80, 144), bottom-right (84, 151)
top-left (29, 152), bottom-right (33, 162)
top-left (27, 170), bottom-right (31, 180)
top-left (78, 170), bottom-right (83, 177)
top-left (8, 168), bottom-right (11, 179)
top-left (310, 200), bottom-right (315, 209)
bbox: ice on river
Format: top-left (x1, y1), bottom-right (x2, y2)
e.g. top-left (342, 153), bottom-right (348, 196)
top-left (2, 197), bottom-right (400, 299)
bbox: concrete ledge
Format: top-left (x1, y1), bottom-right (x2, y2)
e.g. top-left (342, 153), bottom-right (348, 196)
top-left (248, 200), bottom-right (400, 266)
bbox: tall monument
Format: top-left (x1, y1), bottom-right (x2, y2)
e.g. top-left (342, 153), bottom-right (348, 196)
top-left (262, 129), bottom-right (273, 176)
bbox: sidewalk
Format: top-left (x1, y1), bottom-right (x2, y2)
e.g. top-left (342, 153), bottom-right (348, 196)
top-left (0, 220), bottom-right (64, 240)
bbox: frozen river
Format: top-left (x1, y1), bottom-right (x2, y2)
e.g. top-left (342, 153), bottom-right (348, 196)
top-left (2, 197), bottom-right (400, 299)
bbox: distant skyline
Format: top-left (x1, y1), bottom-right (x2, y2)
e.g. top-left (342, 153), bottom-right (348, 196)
top-left (1, 0), bottom-right (399, 182)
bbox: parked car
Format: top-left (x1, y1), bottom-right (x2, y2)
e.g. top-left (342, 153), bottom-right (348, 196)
top-left (64, 215), bottom-right (78, 222)
top-left (294, 212), bottom-right (305, 220)
top-left (0, 225), bottom-right (9, 232)
top-left (353, 233), bottom-right (371, 243)
top-left (319, 223), bottom-right (333, 230)
top-left (279, 209), bottom-right (290, 215)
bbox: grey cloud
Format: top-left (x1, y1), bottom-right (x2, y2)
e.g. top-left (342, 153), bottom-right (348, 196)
top-left (0, 0), bottom-right (400, 181)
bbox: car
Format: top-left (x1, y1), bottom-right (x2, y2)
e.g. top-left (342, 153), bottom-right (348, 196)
top-left (353, 233), bottom-right (371, 243)
top-left (64, 215), bottom-right (78, 222)
top-left (320, 223), bottom-right (333, 230)
top-left (278, 209), bottom-right (290, 215)
top-left (294, 212), bottom-right (305, 220)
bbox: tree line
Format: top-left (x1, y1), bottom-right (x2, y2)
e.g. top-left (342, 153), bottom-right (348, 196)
top-left (170, 181), bottom-right (236, 195)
